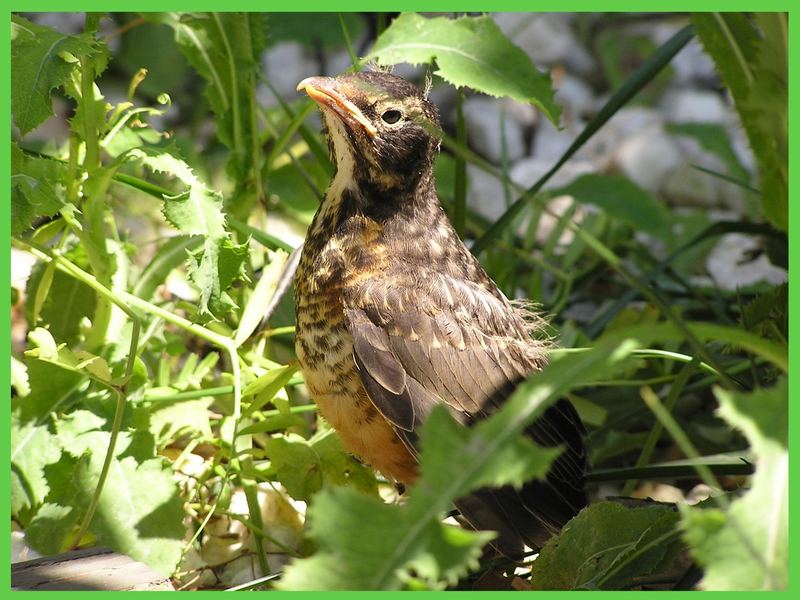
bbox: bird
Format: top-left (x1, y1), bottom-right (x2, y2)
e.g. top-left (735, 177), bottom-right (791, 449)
top-left (293, 70), bottom-right (587, 559)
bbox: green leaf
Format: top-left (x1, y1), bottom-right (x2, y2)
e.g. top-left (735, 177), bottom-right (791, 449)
top-left (25, 501), bottom-right (79, 555)
top-left (144, 398), bottom-right (213, 449)
top-left (242, 363), bottom-right (298, 416)
top-left (368, 13), bottom-right (560, 124)
top-left (264, 429), bottom-right (378, 503)
top-left (186, 237), bottom-right (248, 317)
top-left (14, 355), bottom-right (85, 423)
top-left (128, 147), bottom-right (242, 317)
top-left (682, 378), bottom-right (787, 590)
top-left (11, 15), bottom-right (105, 135)
top-left (160, 13), bottom-right (267, 199)
top-left (279, 323), bottom-right (669, 590)
top-left (131, 235), bottom-right (202, 301)
top-left (531, 502), bottom-right (683, 590)
top-left (11, 355), bottom-right (30, 397)
top-left (130, 149), bottom-right (226, 238)
top-left (25, 330), bottom-right (114, 388)
top-left (740, 283), bottom-right (788, 344)
top-left (548, 174), bottom-right (672, 240)
top-left (11, 144), bottom-right (68, 234)
top-left (692, 13), bottom-right (787, 230)
top-left (11, 410), bottom-right (63, 519)
top-left (53, 410), bottom-right (185, 576)
top-left (25, 261), bottom-right (96, 346)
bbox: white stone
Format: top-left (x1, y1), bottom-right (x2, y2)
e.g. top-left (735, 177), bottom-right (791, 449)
top-left (494, 13), bottom-right (576, 66)
top-left (463, 96), bottom-right (527, 164)
top-left (555, 73), bottom-right (595, 118)
top-left (706, 233), bottom-right (787, 291)
top-left (614, 127), bottom-right (683, 193)
top-left (579, 106), bottom-right (664, 170)
top-left (532, 116), bottom-right (581, 162)
top-left (660, 88), bottom-right (731, 125)
top-left (466, 163), bottom-right (507, 223)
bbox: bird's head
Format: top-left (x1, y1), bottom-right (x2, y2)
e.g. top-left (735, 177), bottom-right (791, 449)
top-left (297, 71), bottom-right (440, 193)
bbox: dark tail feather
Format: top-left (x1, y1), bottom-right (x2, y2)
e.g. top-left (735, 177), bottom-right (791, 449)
top-left (456, 478), bottom-right (586, 560)
top-left (455, 399), bottom-right (588, 559)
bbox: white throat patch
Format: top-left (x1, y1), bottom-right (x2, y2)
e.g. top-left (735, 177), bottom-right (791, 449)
top-left (323, 111), bottom-right (357, 198)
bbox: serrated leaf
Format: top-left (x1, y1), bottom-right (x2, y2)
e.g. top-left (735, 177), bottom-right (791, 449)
top-left (11, 410), bottom-right (63, 519)
top-left (131, 149), bottom-right (226, 238)
top-left (548, 174), bottom-right (672, 240)
top-left (132, 235), bottom-right (201, 301)
top-left (11, 144), bottom-right (68, 234)
top-left (129, 148), bottom-right (242, 316)
top-left (11, 15), bottom-right (106, 135)
top-left (186, 237), bottom-right (248, 317)
top-left (682, 378), bottom-right (787, 590)
top-left (368, 13), bottom-right (560, 124)
top-left (531, 502), bottom-right (682, 590)
top-left (278, 322), bottom-right (704, 590)
top-left (692, 13), bottom-right (787, 230)
top-left (160, 12), bottom-right (266, 194)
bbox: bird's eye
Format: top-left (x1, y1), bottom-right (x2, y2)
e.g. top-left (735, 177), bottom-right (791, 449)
top-left (381, 109), bottom-right (402, 124)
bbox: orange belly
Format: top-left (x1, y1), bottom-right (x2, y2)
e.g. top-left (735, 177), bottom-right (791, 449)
top-left (307, 373), bottom-right (417, 485)
top-left (295, 273), bottom-right (416, 484)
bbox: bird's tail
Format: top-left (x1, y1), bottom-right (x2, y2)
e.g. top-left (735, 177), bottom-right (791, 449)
top-left (455, 399), bottom-right (588, 559)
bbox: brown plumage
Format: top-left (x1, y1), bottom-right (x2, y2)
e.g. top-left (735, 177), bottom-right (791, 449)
top-left (294, 71), bottom-right (587, 558)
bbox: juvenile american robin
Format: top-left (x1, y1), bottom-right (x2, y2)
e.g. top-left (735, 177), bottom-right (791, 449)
top-left (294, 71), bottom-right (586, 558)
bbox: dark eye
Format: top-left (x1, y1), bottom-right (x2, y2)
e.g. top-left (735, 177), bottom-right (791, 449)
top-left (381, 109), bottom-right (402, 124)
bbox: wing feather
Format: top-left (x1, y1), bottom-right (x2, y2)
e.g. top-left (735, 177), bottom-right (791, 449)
top-left (344, 270), bottom-right (587, 555)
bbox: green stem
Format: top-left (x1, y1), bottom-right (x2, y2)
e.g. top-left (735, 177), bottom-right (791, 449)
top-left (213, 14), bottom-right (243, 162)
top-left (339, 13), bottom-right (360, 70)
top-left (640, 385), bottom-right (769, 573)
top-left (621, 359), bottom-right (698, 496)
top-left (640, 386), bottom-right (728, 506)
top-left (16, 240), bottom-right (142, 550)
top-left (16, 238), bottom-right (244, 557)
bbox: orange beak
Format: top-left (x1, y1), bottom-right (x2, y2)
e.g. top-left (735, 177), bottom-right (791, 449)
top-left (297, 76), bottom-right (377, 137)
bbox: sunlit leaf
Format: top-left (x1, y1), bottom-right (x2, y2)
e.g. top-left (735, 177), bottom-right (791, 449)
top-left (368, 13), bottom-right (561, 124)
top-left (682, 378), bottom-right (787, 590)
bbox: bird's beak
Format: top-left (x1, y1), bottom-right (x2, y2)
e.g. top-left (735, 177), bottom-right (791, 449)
top-left (297, 76), bottom-right (377, 137)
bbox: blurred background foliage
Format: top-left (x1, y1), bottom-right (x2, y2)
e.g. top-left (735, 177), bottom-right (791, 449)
top-left (10, 12), bottom-right (787, 591)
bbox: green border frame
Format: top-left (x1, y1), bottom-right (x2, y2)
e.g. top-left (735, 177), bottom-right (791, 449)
top-left (3, 3), bottom-right (796, 596)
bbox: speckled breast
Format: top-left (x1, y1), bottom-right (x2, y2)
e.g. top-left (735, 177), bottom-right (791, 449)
top-left (294, 220), bottom-right (417, 484)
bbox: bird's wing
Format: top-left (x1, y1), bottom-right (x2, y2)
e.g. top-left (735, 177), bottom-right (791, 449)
top-left (344, 270), bottom-right (587, 554)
